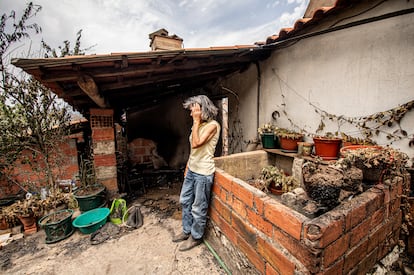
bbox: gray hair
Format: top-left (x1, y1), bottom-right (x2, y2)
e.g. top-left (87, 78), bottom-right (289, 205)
top-left (183, 95), bottom-right (218, 121)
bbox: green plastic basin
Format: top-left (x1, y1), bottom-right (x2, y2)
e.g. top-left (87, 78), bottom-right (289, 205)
top-left (72, 207), bottom-right (110, 234)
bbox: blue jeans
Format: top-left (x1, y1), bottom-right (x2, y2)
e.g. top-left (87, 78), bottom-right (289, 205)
top-left (180, 169), bottom-right (214, 240)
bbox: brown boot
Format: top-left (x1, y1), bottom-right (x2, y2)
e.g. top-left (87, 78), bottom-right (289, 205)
top-left (178, 236), bottom-right (202, 251)
top-left (172, 232), bottom-right (190, 243)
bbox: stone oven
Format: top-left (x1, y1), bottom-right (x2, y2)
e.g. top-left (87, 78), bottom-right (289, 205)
top-left (206, 150), bottom-right (405, 274)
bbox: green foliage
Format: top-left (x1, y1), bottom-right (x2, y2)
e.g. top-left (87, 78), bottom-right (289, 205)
top-left (0, 2), bottom-right (72, 193)
top-left (0, 2), bottom-right (42, 71)
top-left (41, 29), bottom-right (95, 58)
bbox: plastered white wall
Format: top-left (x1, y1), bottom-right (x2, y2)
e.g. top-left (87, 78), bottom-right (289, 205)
top-left (224, 0), bottom-right (414, 162)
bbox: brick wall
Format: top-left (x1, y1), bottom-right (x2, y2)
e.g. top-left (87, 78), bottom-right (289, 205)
top-left (128, 138), bottom-right (156, 166)
top-left (0, 138), bottom-right (79, 198)
top-left (90, 108), bottom-right (118, 197)
top-left (208, 150), bottom-right (404, 274)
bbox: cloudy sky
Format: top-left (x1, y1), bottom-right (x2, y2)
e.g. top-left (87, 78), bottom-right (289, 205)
top-left (2, 0), bottom-right (309, 57)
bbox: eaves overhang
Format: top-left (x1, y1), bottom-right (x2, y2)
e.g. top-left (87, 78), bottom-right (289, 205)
top-left (12, 46), bottom-right (270, 118)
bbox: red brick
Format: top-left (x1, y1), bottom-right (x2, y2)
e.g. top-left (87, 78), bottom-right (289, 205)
top-left (350, 218), bottom-right (371, 247)
top-left (211, 197), bottom-right (231, 223)
top-left (357, 248), bottom-right (378, 275)
top-left (257, 237), bottom-right (295, 275)
top-left (237, 235), bottom-right (265, 274)
top-left (397, 177), bottom-right (403, 195)
top-left (208, 206), bottom-right (220, 225)
top-left (377, 232), bottom-right (395, 261)
top-left (368, 223), bottom-right (388, 253)
top-left (141, 139), bottom-right (155, 146)
top-left (320, 258), bottom-right (344, 275)
top-left (246, 208), bottom-right (272, 237)
top-left (219, 188), bottom-right (229, 204)
top-left (211, 182), bottom-right (220, 196)
top-left (214, 171), bottom-right (233, 192)
top-left (265, 263), bottom-right (279, 275)
top-left (232, 178), bottom-right (254, 208)
top-left (391, 210), bottom-right (402, 232)
top-left (132, 147), bottom-right (147, 155)
top-left (343, 238), bottom-right (369, 274)
top-left (60, 165), bottom-right (79, 179)
top-left (323, 233), bottom-right (350, 267)
top-left (389, 183), bottom-right (399, 201)
top-left (370, 207), bottom-right (385, 230)
top-left (220, 214), bottom-right (238, 244)
top-left (389, 198), bottom-right (400, 216)
top-left (305, 212), bottom-right (344, 248)
top-left (231, 197), bottom-right (247, 219)
top-left (254, 195), bottom-right (269, 215)
top-left (273, 228), bottom-right (321, 273)
top-left (264, 200), bottom-right (304, 240)
top-left (100, 177), bottom-right (117, 192)
top-left (92, 128), bottom-right (115, 141)
top-left (368, 185), bottom-right (387, 212)
top-left (345, 197), bottom-right (367, 230)
top-left (94, 154), bottom-right (117, 167)
top-left (90, 108), bottom-right (113, 116)
top-left (232, 214), bottom-right (256, 246)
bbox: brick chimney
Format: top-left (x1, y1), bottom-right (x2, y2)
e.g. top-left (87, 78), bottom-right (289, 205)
top-left (149, 28), bottom-right (183, 51)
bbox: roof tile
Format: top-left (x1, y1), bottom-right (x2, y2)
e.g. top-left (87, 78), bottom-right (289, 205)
top-left (265, 1), bottom-right (352, 45)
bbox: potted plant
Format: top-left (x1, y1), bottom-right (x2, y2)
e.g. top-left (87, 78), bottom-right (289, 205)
top-left (1, 197), bottom-right (42, 234)
top-left (340, 146), bottom-right (409, 184)
top-left (313, 132), bottom-right (342, 160)
top-left (302, 142), bottom-right (314, 156)
top-left (275, 128), bottom-right (304, 152)
top-left (38, 208), bottom-right (75, 243)
top-left (340, 133), bottom-right (376, 147)
top-left (73, 157), bottom-right (106, 212)
top-left (250, 165), bottom-right (299, 195)
top-left (258, 123), bottom-right (278, 149)
top-left (2, 190), bottom-right (77, 236)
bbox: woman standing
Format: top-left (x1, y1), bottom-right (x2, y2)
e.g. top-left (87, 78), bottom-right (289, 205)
top-left (173, 95), bottom-right (221, 252)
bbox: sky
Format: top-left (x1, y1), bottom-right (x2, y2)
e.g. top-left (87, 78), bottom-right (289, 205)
top-left (2, 0), bottom-right (309, 57)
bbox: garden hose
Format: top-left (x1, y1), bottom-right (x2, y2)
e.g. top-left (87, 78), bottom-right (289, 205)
top-left (203, 239), bottom-right (232, 275)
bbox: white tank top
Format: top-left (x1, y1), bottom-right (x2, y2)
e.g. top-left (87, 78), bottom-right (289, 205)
top-left (188, 120), bottom-right (220, 175)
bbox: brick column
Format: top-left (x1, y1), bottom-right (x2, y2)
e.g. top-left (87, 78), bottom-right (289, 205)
top-left (89, 108), bottom-right (118, 197)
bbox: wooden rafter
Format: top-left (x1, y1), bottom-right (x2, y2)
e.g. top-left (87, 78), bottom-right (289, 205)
top-left (77, 74), bottom-right (109, 108)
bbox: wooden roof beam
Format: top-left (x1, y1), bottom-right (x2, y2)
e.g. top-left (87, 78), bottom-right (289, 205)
top-left (100, 66), bottom-right (237, 91)
top-left (77, 74), bottom-right (109, 108)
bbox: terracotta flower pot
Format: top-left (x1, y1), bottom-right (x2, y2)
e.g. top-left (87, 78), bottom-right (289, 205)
top-left (0, 218), bottom-right (9, 230)
top-left (18, 214), bottom-right (37, 235)
top-left (313, 137), bottom-right (342, 160)
top-left (279, 135), bottom-right (303, 152)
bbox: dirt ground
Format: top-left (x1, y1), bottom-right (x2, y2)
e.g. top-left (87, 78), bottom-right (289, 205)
top-left (0, 181), bottom-right (227, 275)
top-left (2, 179), bottom-right (414, 275)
